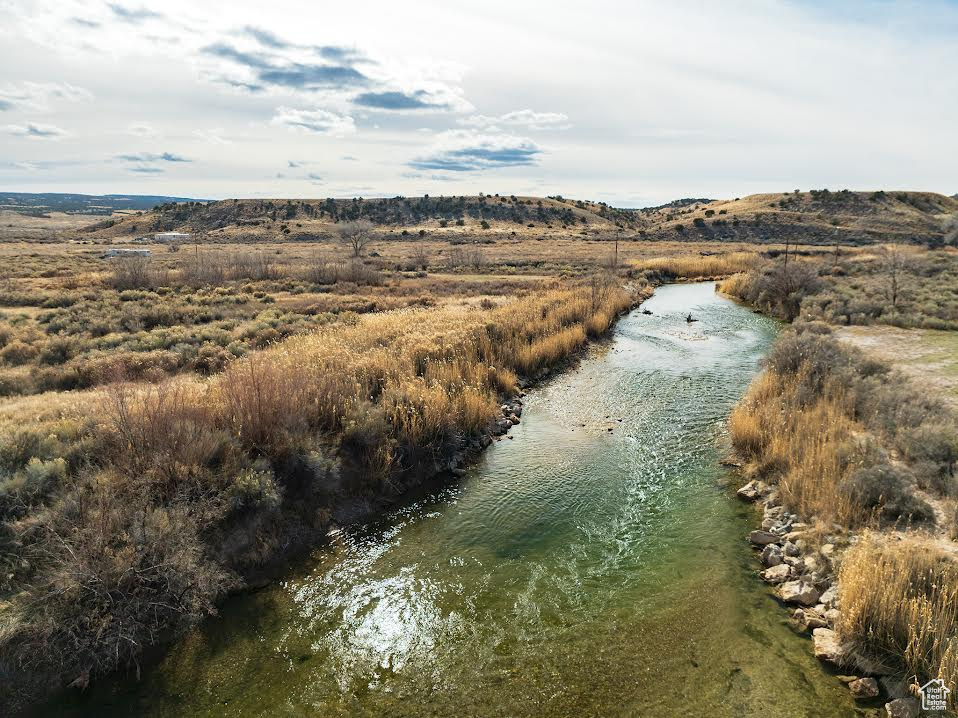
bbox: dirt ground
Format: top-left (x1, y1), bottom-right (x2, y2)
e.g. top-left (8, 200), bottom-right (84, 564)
top-left (836, 325), bottom-right (958, 410)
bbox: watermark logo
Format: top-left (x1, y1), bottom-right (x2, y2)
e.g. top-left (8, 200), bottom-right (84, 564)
top-left (918, 678), bottom-right (951, 712)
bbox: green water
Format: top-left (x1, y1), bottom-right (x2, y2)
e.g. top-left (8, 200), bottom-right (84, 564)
top-left (52, 283), bottom-right (865, 717)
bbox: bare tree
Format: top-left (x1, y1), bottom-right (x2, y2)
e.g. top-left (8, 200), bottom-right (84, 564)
top-left (878, 244), bottom-right (908, 309)
top-left (411, 244), bottom-right (429, 270)
top-left (336, 219), bottom-right (375, 257)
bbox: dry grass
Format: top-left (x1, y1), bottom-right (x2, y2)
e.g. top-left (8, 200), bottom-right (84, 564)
top-left (839, 533), bottom-right (958, 691)
top-left (629, 251), bottom-right (760, 279)
top-left (729, 367), bottom-right (859, 525)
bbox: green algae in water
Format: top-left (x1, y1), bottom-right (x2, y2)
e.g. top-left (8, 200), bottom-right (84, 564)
top-left (48, 283), bottom-right (866, 717)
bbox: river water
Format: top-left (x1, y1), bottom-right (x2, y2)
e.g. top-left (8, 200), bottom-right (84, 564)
top-left (51, 282), bottom-right (864, 717)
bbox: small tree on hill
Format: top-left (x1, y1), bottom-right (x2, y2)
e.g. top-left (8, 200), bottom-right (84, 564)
top-left (336, 219), bottom-right (374, 257)
top-left (944, 214), bottom-right (958, 248)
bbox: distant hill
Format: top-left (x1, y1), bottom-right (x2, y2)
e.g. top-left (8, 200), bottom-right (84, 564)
top-left (79, 194), bottom-right (641, 238)
top-left (637, 198), bottom-right (715, 213)
top-left (0, 192), bottom-right (208, 216)
top-left (632, 189), bottom-right (958, 246)
top-left (69, 190), bottom-right (958, 246)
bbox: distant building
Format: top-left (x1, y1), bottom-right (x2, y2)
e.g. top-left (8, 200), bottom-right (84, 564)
top-left (103, 248), bottom-right (151, 258)
top-left (154, 232), bottom-right (190, 242)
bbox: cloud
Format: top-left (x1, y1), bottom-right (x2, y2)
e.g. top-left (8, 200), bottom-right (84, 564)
top-left (409, 130), bottom-right (542, 172)
top-left (308, 172), bottom-right (323, 183)
top-left (258, 64), bottom-right (367, 89)
top-left (271, 107), bottom-right (355, 136)
top-left (353, 90), bottom-right (448, 111)
top-left (128, 166), bottom-right (164, 173)
top-left (127, 122), bottom-right (157, 137)
top-left (241, 27), bottom-right (366, 66)
top-left (193, 128), bottom-right (231, 144)
top-left (69, 17), bottom-right (100, 29)
top-left (316, 46), bottom-right (367, 64)
top-left (202, 42), bottom-right (273, 71)
top-left (107, 4), bottom-right (163, 23)
top-left (116, 152), bottom-right (190, 162)
top-left (4, 122), bottom-right (68, 140)
top-left (460, 110), bottom-right (571, 131)
top-left (0, 82), bottom-right (93, 113)
top-left (202, 42), bottom-right (368, 92)
top-left (202, 31), bottom-right (469, 116)
top-left (242, 26), bottom-right (291, 50)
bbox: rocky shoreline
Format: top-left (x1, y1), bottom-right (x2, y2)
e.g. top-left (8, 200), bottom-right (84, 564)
top-left (736, 478), bottom-right (922, 718)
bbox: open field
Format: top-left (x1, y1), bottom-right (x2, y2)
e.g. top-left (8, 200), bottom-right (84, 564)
top-left (837, 326), bottom-right (958, 409)
top-left (0, 211), bottom-right (117, 242)
top-left (0, 235), bottom-right (811, 398)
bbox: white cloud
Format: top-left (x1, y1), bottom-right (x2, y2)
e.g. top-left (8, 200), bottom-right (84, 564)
top-left (4, 122), bottom-right (69, 140)
top-left (270, 107), bottom-right (356, 136)
top-left (0, 82), bottom-right (92, 112)
top-left (460, 110), bottom-right (571, 131)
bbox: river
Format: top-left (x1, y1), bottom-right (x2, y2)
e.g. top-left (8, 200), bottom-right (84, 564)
top-left (50, 282), bottom-right (863, 717)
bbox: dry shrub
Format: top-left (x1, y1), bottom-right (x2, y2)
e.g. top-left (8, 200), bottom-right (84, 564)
top-left (729, 326), bottom-right (938, 526)
top-left (108, 256), bottom-right (167, 290)
top-left (730, 369), bottom-right (859, 524)
top-left (719, 259), bottom-right (822, 320)
top-left (839, 534), bottom-right (958, 691)
top-left (0, 470), bottom-right (234, 698)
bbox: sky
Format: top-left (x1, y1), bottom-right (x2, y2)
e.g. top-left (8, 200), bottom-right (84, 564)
top-left (0, 0), bottom-right (956, 207)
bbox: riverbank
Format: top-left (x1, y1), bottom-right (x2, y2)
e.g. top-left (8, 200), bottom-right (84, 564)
top-left (722, 253), bottom-right (958, 716)
top-left (0, 279), bottom-right (648, 713)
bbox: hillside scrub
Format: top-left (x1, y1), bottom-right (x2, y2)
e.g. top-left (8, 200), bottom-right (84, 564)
top-left (0, 249), bottom-right (582, 397)
top-left (0, 280), bottom-right (635, 710)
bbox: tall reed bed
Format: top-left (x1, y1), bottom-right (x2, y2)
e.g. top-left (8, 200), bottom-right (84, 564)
top-left (729, 361), bottom-right (860, 525)
top-left (631, 251), bottom-right (760, 279)
top-left (839, 534), bottom-right (958, 691)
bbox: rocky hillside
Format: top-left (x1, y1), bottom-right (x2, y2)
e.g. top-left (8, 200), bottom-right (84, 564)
top-left (76, 190), bottom-right (958, 246)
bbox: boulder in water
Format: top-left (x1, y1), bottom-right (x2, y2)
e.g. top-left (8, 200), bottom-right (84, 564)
top-left (781, 580), bottom-right (820, 606)
top-left (884, 698), bottom-right (919, 718)
top-left (812, 627), bottom-right (850, 665)
top-left (748, 530), bottom-right (780, 546)
top-left (848, 677), bottom-right (880, 699)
